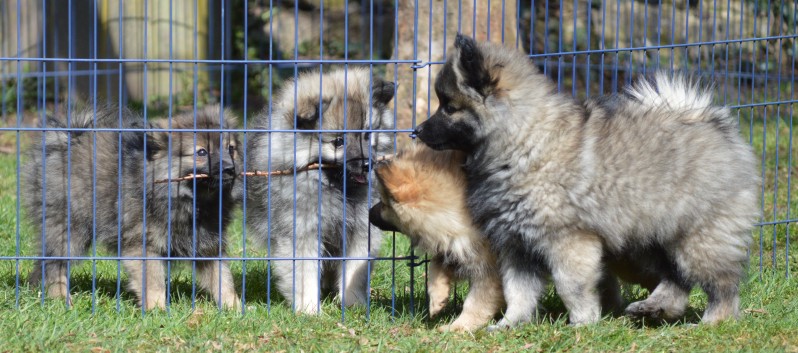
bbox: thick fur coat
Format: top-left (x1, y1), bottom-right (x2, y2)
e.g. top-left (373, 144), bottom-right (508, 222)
top-left (369, 143), bottom-right (504, 332)
top-left (245, 67), bottom-right (395, 314)
top-left (414, 34), bottom-right (760, 327)
top-left (24, 105), bottom-right (242, 309)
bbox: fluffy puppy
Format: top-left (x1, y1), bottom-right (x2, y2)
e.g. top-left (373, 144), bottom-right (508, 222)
top-left (369, 143), bottom-right (504, 332)
top-left (413, 34), bottom-right (760, 327)
top-left (24, 106), bottom-right (242, 309)
top-left (246, 67), bottom-right (395, 314)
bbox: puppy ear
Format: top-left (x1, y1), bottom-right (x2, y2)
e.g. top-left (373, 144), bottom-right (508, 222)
top-left (375, 163), bottom-right (420, 204)
top-left (372, 79), bottom-right (396, 105)
top-left (145, 119), bottom-right (168, 161)
top-left (454, 33), bottom-right (493, 97)
top-left (221, 108), bottom-right (239, 130)
top-left (292, 98), bottom-right (331, 130)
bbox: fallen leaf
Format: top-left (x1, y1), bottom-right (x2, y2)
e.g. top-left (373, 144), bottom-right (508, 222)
top-left (744, 308), bottom-right (768, 315)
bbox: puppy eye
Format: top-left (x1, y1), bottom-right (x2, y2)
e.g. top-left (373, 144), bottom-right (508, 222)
top-left (363, 132), bottom-right (371, 140)
top-left (196, 148), bottom-right (208, 157)
top-left (444, 104), bottom-right (458, 115)
top-left (332, 136), bottom-right (345, 148)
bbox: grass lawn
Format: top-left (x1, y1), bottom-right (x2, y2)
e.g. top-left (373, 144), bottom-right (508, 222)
top-left (0, 115), bottom-right (796, 352)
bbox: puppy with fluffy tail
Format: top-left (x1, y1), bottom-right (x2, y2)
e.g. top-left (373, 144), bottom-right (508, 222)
top-left (414, 34), bottom-right (760, 328)
top-left (369, 143), bottom-right (504, 332)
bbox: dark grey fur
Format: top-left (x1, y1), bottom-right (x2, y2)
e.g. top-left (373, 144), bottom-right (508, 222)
top-left (24, 105), bottom-right (242, 309)
top-left (414, 34), bottom-right (760, 328)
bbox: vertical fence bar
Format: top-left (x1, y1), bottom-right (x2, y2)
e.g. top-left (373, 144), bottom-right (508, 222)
top-left (38, 0), bottom-right (48, 307)
top-left (786, 0), bottom-right (797, 279)
top-left (218, 0), bottom-right (227, 312)
top-left (315, 0), bottom-right (325, 319)
top-left (141, 0), bottom-right (150, 315)
top-left (90, 0), bottom-right (99, 315)
top-left (65, 0), bottom-right (74, 310)
top-left (166, 0), bottom-right (175, 315)
top-left (769, 0), bottom-right (781, 270)
top-left (191, 0), bottom-right (199, 310)
top-left (240, 0), bottom-right (250, 315)
top-left (752, 0), bottom-right (765, 277)
top-left (266, 0), bottom-right (274, 315)
top-left (627, 0), bottom-right (634, 84)
top-left (116, 0), bottom-right (124, 313)
top-left (390, 0), bottom-right (400, 319)
top-left (13, 0), bottom-right (22, 309)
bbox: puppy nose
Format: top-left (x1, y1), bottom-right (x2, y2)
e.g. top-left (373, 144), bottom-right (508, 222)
top-left (410, 125), bottom-right (422, 139)
top-left (361, 160), bottom-right (370, 174)
top-left (222, 159), bottom-right (236, 176)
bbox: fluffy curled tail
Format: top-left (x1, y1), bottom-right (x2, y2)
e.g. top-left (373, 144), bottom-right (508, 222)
top-left (625, 72), bottom-right (733, 126)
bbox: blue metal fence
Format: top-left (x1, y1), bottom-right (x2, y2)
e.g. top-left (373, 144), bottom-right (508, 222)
top-left (0, 0), bottom-right (795, 317)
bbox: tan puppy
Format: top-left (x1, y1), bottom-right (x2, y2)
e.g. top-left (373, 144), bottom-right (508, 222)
top-left (369, 143), bottom-right (504, 332)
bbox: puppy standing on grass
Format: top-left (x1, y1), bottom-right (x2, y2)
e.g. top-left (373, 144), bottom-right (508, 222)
top-left (413, 34), bottom-right (760, 328)
top-left (369, 143), bottom-right (504, 332)
top-left (24, 106), bottom-right (242, 310)
top-left (246, 67), bottom-right (395, 314)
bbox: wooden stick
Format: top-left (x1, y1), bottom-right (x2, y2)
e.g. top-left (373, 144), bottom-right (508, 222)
top-left (153, 154), bottom-right (395, 184)
top-left (240, 162), bottom-right (337, 177)
top-left (156, 173), bottom-right (210, 183)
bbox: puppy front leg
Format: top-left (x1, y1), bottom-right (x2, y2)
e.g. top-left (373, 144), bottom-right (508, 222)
top-left (440, 266), bottom-right (503, 332)
top-left (488, 245), bottom-right (547, 330)
top-left (428, 255), bottom-right (453, 318)
top-left (338, 226), bottom-right (382, 308)
top-left (197, 260), bottom-right (240, 309)
top-left (122, 247), bottom-right (166, 310)
top-left (548, 230), bottom-right (603, 325)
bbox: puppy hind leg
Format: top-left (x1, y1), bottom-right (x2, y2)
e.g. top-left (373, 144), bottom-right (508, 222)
top-left (31, 225), bottom-right (90, 305)
top-left (672, 222), bottom-right (748, 324)
top-left (197, 260), bottom-right (241, 309)
top-left (598, 271), bottom-right (624, 316)
top-left (625, 278), bottom-right (691, 320)
top-left (702, 281), bottom-right (740, 324)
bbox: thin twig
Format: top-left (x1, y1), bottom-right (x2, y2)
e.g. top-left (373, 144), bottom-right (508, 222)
top-left (153, 154), bottom-right (395, 184)
top-left (240, 162), bottom-right (337, 177)
top-left (155, 173), bottom-right (210, 183)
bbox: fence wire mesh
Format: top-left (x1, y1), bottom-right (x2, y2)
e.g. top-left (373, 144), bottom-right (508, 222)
top-left (0, 0), bottom-right (795, 318)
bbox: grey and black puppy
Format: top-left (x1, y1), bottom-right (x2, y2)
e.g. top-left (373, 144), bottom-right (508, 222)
top-left (246, 67), bottom-right (395, 314)
top-left (24, 106), bottom-right (241, 310)
top-left (413, 34), bottom-right (759, 327)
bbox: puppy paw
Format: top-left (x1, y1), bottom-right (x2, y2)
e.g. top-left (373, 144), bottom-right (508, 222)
top-left (437, 324), bottom-right (466, 333)
top-left (219, 294), bottom-right (241, 310)
top-left (486, 318), bottom-right (514, 332)
top-left (437, 317), bottom-right (485, 333)
top-left (625, 300), bottom-right (666, 319)
top-left (429, 298), bottom-right (448, 318)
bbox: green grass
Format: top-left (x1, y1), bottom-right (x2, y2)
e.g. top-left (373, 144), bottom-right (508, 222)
top-left (1, 117), bottom-right (797, 352)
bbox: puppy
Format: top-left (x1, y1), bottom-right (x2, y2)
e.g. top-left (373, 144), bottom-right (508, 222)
top-left (413, 34), bottom-right (760, 327)
top-left (24, 106), bottom-right (242, 309)
top-left (246, 67), bottom-right (396, 313)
